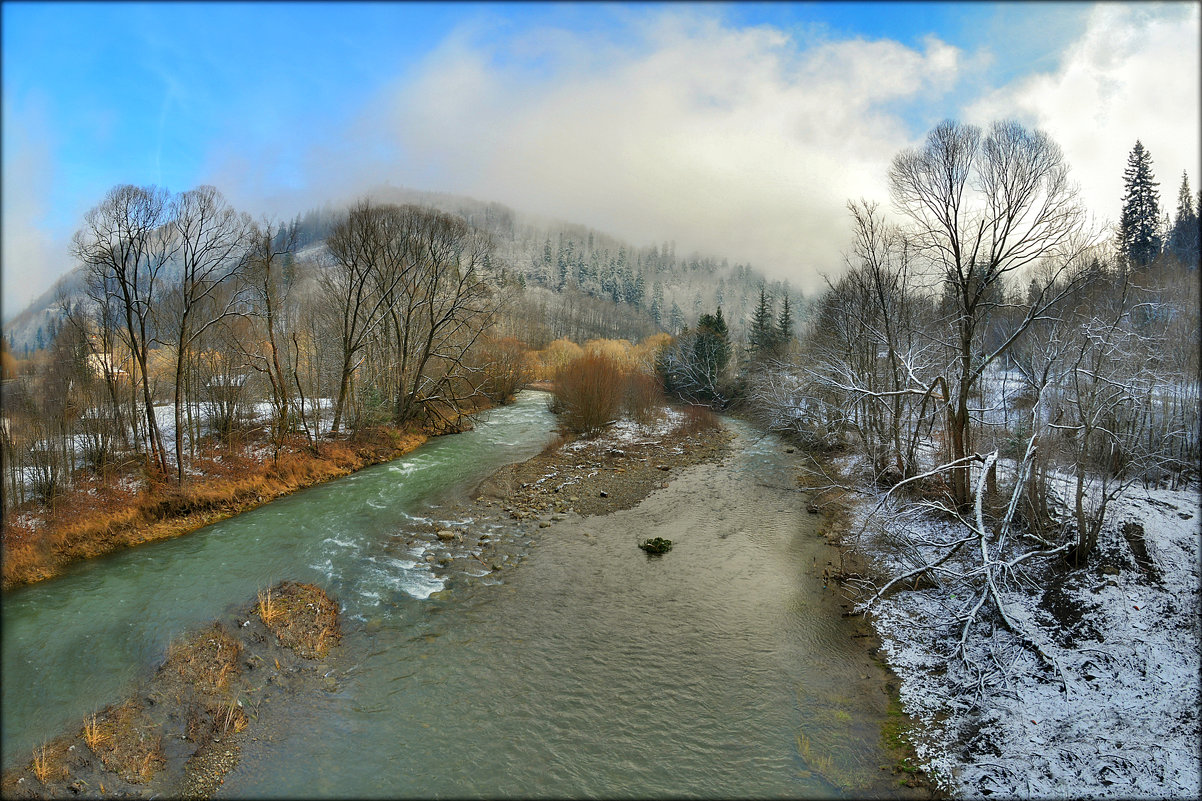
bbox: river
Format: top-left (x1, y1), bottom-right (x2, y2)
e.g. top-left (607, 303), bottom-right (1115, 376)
top-left (2, 391), bottom-right (915, 797)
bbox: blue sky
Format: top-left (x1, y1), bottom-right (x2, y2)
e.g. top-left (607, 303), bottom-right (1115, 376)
top-left (3, 1), bottom-right (1199, 318)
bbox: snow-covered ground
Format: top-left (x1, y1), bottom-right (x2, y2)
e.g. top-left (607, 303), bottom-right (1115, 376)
top-left (12, 398), bottom-right (337, 494)
top-left (562, 406), bottom-right (687, 453)
top-left (848, 477), bottom-right (1201, 798)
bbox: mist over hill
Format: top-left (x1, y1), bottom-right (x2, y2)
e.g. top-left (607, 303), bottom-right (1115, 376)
top-left (4, 185), bottom-right (805, 357)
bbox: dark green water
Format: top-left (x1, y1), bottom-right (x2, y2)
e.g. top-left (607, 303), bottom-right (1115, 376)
top-left (3, 392), bottom-right (909, 797)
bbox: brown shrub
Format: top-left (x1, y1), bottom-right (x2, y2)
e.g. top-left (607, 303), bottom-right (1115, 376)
top-left (623, 370), bottom-right (664, 424)
top-left (474, 335), bottom-right (534, 401)
top-left (676, 404), bottom-right (721, 437)
top-left (554, 351), bottom-right (627, 435)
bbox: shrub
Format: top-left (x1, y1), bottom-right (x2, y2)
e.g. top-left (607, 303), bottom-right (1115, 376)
top-left (473, 336), bottom-right (534, 401)
top-left (623, 370), bottom-right (664, 424)
top-left (554, 351), bottom-right (627, 435)
top-left (676, 404), bottom-right (721, 437)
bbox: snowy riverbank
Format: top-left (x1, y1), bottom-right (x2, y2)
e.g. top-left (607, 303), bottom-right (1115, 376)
top-left (844, 478), bottom-right (1201, 798)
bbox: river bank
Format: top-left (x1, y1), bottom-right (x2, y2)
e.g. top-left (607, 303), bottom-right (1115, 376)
top-left (1, 400), bottom-right (498, 591)
top-left (800, 449), bottom-right (1201, 798)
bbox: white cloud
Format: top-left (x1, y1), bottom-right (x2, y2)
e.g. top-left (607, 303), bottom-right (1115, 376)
top-left (344, 10), bottom-right (968, 293)
top-left (966, 3), bottom-right (1201, 231)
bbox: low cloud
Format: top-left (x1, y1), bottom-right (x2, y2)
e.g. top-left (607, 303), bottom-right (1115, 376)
top-left (1, 95), bottom-right (67, 321)
top-left (365, 11), bottom-right (966, 292)
top-left (105, 4), bottom-right (1202, 312)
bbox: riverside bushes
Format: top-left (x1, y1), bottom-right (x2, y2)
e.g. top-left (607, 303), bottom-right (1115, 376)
top-left (553, 351), bottom-right (629, 434)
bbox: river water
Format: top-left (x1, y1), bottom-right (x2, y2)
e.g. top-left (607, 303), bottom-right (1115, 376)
top-left (2, 391), bottom-right (912, 797)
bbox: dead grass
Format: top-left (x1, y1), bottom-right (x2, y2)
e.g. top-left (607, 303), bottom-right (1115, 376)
top-left (0, 419), bottom-right (445, 590)
top-left (186, 700), bottom-right (248, 743)
top-left (84, 700), bottom-right (164, 784)
top-left (83, 711), bottom-right (112, 752)
top-left (30, 741), bottom-right (66, 784)
top-left (219, 700), bottom-right (249, 734)
top-left (163, 623), bottom-right (243, 695)
top-left (256, 586), bottom-right (284, 627)
top-left (256, 581), bottom-right (341, 659)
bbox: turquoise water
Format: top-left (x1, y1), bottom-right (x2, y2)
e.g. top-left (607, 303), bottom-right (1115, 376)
top-left (3, 393), bottom-right (911, 797)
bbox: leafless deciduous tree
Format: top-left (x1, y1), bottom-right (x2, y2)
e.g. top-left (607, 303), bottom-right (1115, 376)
top-left (240, 221), bottom-right (298, 457)
top-left (165, 185), bottom-right (253, 484)
top-left (889, 120), bottom-right (1092, 508)
top-left (323, 201), bottom-right (496, 433)
top-left (72, 185), bottom-right (178, 477)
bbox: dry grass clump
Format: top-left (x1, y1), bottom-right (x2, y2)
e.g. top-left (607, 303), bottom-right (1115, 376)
top-left (164, 623), bottom-right (243, 695)
top-left (82, 700), bottom-right (164, 784)
top-left (29, 740), bottom-right (69, 784)
top-left (256, 581), bottom-right (340, 659)
top-left (185, 700), bottom-right (249, 744)
top-left (83, 711), bottom-right (113, 752)
top-left (256, 586), bottom-right (285, 627)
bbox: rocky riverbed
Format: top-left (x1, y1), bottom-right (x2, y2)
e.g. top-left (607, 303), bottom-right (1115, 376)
top-left (401, 405), bottom-right (736, 589)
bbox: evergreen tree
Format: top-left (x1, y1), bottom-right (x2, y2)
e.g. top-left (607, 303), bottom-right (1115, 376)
top-left (1118, 140), bottom-right (1162, 267)
top-left (776, 294), bottom-right (794, 348)
top-left (669, 300), bottom-right (684, 335)
top-left (542, 238), bottom-right (553, 285)
top-left (695, 307), bottom-right (731, 386)
top-left (649, 282), bottom-right (664, 326)
top-left (747, 287), bottom-right (775, 359)
top-left (1168, 171), bottom-right (1200, 268)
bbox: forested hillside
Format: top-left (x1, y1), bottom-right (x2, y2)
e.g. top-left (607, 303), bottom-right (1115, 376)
top-left (3, 185), bottom-right (803, 357)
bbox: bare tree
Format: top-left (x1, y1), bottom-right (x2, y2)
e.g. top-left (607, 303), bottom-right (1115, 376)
top-left (164, 186), bottom-right (253, 484)
top-left (72, 185), bottom-right (178, 477)
top-left (322, 200), bottom-right (402, 434)
top-left (240, 220), bottom-right (298, 457)
top-left (391, 206), bottom-right (494, 428)
top-left (889, 120), bottom-right (1092, 508)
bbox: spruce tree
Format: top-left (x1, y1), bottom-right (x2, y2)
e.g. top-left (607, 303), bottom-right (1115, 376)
top-left (748, 287), bottom-right (775, 358)
top-left (1117, 141), bottom-right (1162, 267)
top-left (776, 294), bottom-right (794, 349)
top-left (669, 301), bottom-right (684, 334)
top-left (650, 282), bottom-right (664, 326)
top-left (1168, 171), bottom-right (1200, 268)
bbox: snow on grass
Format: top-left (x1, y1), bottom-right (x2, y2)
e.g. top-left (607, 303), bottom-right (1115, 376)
top-left (562, 405), bottom-right (686, 453)
top-left (857, 482), bottom-right (1201, 798)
